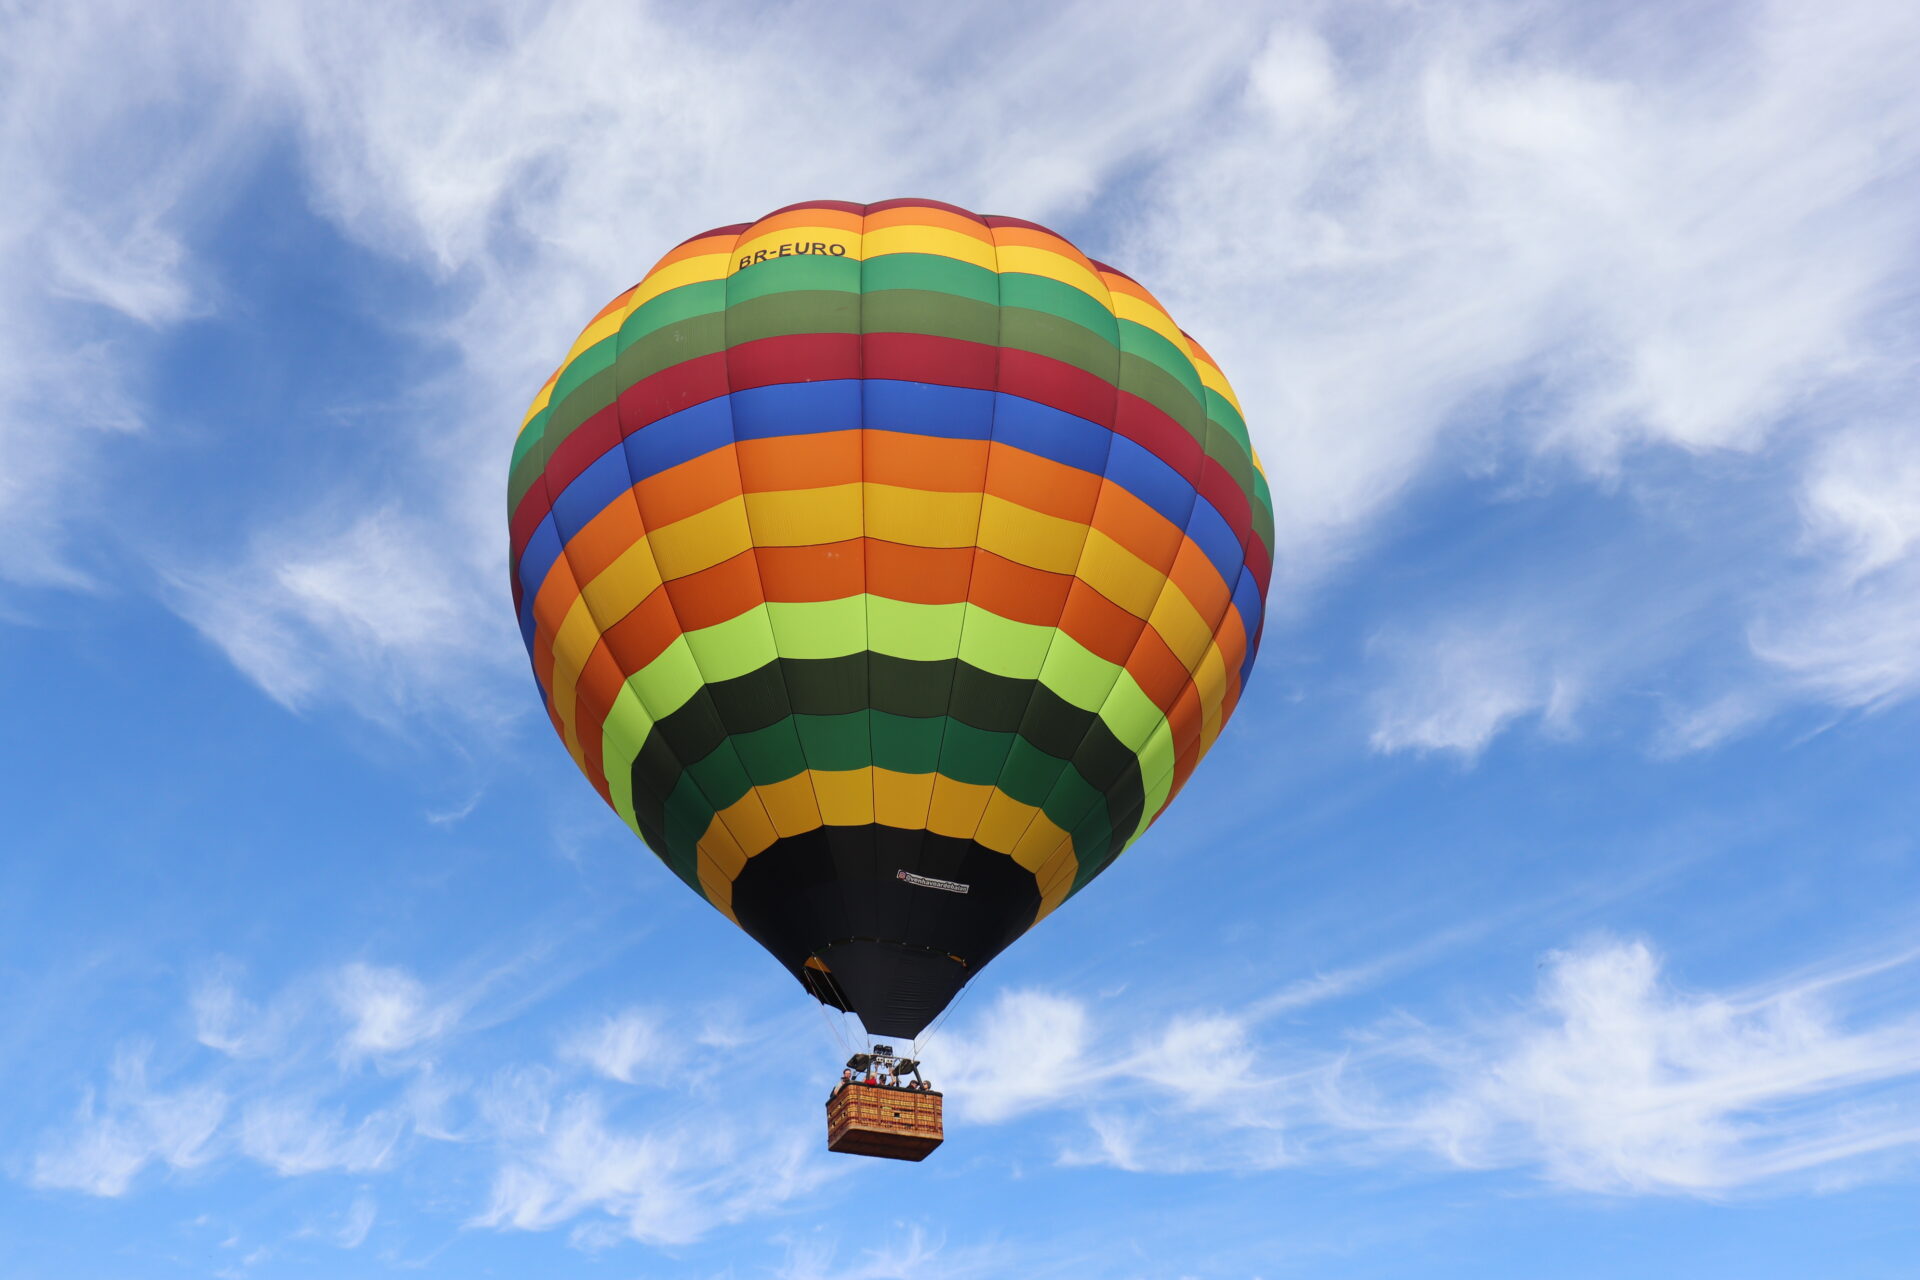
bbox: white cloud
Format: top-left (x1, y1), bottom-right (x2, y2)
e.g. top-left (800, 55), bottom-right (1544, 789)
top-left (34, 957), bottom-right (840, 1251)
top-left (474, 1092), bottom-right (828, 1247)
top-left (1368, 619), bottom-right (1584, 758)
top-left (164, 506), bottom-right (515, 720)
top-left (935, 938), bottom-right (1920, 1193)
top-left (936, 989), bottom-right (1094, 1124)
top-left (238, 1098), bottom-right (403, 1176)
top-left (773, 1225), bottom-right (1007, 1280)
top-left (9, 0), bottom-right (1918, 748)
top-left (0, 1), bottom-right (254, 588)
top-left (1133, 3), bottom-right (1920, 550)
top-left (560, 1009), bottom-right (672, 1085)
top-left (138, 0), bottom-right (1265, 719)
top-left (192, 966), bottom-right (267, 1057)
top-left (1396, 939), bottom-right (1920, 1192)
top-left (1120, 2), bottom-right (1920, 748)
top-left (31, 1044), bottom-right (227, 1196)
top-left (1753, 426), bottom-right (1920, 707)
top-left (335, 1191), bottom-right (377, 1248)
top-left (330, 961), bottom-right (456, 1058)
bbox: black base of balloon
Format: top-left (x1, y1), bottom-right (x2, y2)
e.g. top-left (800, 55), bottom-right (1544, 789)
top-left (729, 823), bottom-right (1041, 1038)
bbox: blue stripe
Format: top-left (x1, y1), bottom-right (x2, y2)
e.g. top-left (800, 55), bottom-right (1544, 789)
top-left (1230, 564), bottom-right (1264, 684)
top-left (1184, 495), bottom-right (1245, 590)
top-left (622, 394), bottom-right (734, 477)
top-left (516, 517), bottom-right (565, 644)
top-left (990, 392), bottom-right (1114, 476)
top-left (1103, 436), bottom-right (1197, 534)
top-left (514, 378), bottom-right (1249, 622)
top-left (858, 380), bottom-right (997, 441)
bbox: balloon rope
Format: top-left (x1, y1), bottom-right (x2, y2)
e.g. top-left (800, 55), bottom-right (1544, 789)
top-left (913, 976), bottom-right (977, 1060)
top-left (814, 994), bottom-right (852, 1058)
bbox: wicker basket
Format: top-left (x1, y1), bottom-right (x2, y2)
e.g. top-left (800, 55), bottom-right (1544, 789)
top-left (825, 1083), bottom-right (944, 1161)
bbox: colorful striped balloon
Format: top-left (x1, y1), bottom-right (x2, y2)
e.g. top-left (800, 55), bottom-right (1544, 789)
top-left (510, 199), bottom-right (1270, 1037)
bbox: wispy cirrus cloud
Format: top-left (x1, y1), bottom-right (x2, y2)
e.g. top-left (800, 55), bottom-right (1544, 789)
top-left (1753, 426), bottom-right (1920, 709)
top-left (558, 1008), bottom-right (673, 1085)
top-left (0, 1), bottom-right (252, 589)
top-left (31, 1043), bottom-right (227, 1196)
top-left (31, 954), bottom-right (837, 1250)
top-left (329, 961), bottom-right (459, 1059)
top-left (474, 1090), bottom-right (828, 1248)
top-left (11, 0), bottom-right (1920, 755)
top-left (1391, 939), bottom-right (1920, 1191)
top-left (1125, 2), bottom-right (1920, 753)
top-left (147, 0), bottom-right (1266, 721)
top-left (937, 935), bottom-right (1920, 1194)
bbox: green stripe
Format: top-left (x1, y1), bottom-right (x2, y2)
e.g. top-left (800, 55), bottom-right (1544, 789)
top-left (510, 253), bottom-right (1263, 517)
top-left (648, 710), bottom-right (1117, 878)
top-left (622, 654), bottom-right (1148, 871)
top-left (595, 597), bottom-right (1180, 866)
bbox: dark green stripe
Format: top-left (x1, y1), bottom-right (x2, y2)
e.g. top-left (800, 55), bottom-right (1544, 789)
top-left (625, 654), bottom-right (1145, 884)
top-left (651, 711), bottom-right (1116, 877)
top-left (511, 251), bottom-right (1266, 516)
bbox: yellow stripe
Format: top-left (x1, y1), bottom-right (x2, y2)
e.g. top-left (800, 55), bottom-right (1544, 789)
top-left (993, 243), bottom-right (1112, 312)
top-left (699, 767), bottom-right (1072, 877)
top-left (864, 484), bottom-right (981, 546)
top-left (648, 497), bottom-right (757, 579)
top-left (516, 250), bottom-right (732, 441)
top-left (740, 485), bottom-right (863, 546)
top-left (728, 226), bottom-right (863, 274)
top-left (542, 487), bottom-right (1242, 764)
top-left (1192, 354), bottom-right (1244, 419)
top-left (629, 250), bottom-right (732, 308)
top-left (863, 224), bottom-right (998, 271)
top-left (975, 493), bottom-right (1088, 575)
top-left (1110, 290), bottom-right (1195, 362)
top-left (1075, 526), bottom-right (1170, 620)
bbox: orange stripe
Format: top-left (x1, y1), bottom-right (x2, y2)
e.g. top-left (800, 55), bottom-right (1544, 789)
top-left (984, 441), bottom-right (1103, 524)
top-left (965, 549), bottom-right (1073, 629)
top-left (756, 540), bottom-right (869, 603)
top-left (735, 429), bottom-right (865, 494)
top-left (739, 207), bottom-right (865, 238)
top-left (988, 223), bottom-right (1099, 272)
top-left (863, 205), bottom-right (995, 242)
top-left (864, 432), bottom-right (990, 491)
top-left (648, 233), bottom-right (738, 274)
top-left (533, 439), bottom-right (1249, 751)
top-left (1056, 580), bottom-right (1144, 672)
top-left (1099, 271), bottom-right (1169, 313)
top-left (866, 541), bottom-right (973, 606)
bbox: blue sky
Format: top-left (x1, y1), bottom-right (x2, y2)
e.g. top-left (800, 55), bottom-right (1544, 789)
top-left (4, 1), bottom-right (1920, 1276)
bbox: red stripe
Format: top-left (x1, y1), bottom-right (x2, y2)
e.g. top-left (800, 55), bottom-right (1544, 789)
top-left (509, 333), bottom-right (1257, 572)
top-left (866, 196), bottom-right (981, 220)
top-left (763, 198), bottom-right (868, 217)
top-left (982, 213), bottom-right (1073, 241)
top-left (672, 222), bottom-right (751, 249)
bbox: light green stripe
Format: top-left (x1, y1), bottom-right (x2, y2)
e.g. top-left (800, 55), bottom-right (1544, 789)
top-left (597, 597), bottom-right (1174, 831)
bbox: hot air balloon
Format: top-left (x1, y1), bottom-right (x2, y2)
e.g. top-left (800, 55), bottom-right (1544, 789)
top-left (508, 199), bottom-right (1269, 1154)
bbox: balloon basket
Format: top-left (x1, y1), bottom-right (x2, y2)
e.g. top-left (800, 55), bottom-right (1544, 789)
top-left (826, 1083), bottom-right (944, 1161)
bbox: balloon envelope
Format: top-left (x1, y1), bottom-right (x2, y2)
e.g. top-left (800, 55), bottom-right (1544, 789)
top-left (510, 199), bottom-right (1270, 1037)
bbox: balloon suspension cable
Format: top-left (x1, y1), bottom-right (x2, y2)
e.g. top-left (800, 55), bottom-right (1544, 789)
top-left (814, 997), bottom-right (852, 1057)
top-left (803, 967), bottom-right (856, 1058)
top-left (911, 975), bottom-right (977, 1061)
